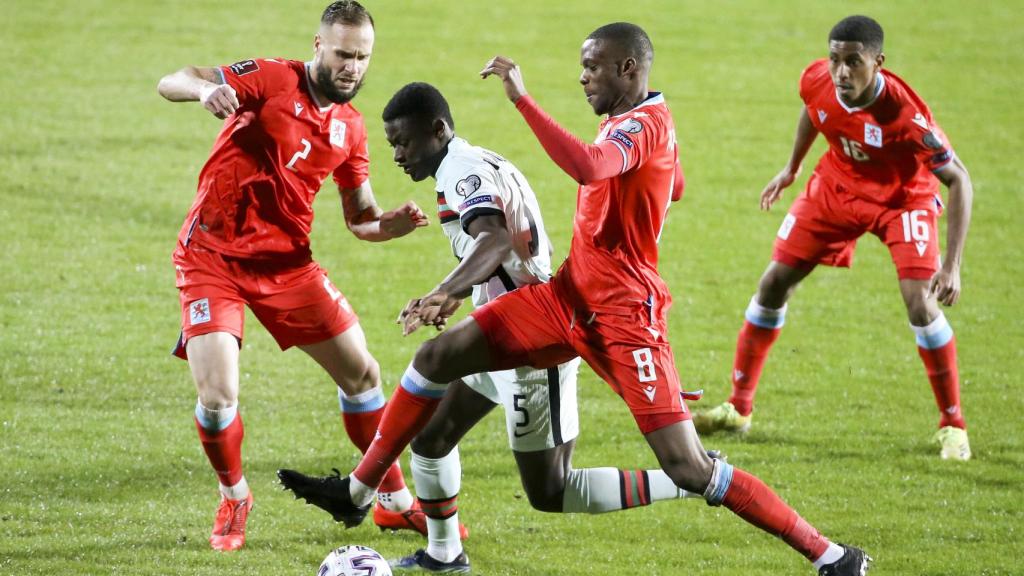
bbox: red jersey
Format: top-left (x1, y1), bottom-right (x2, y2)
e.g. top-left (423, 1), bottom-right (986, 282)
top-left (555, 93), bottom-right (681, 314)
top-left (176, 58), bottom-right (369, 263)
top-left (800, 59), bottom-right (955, 206)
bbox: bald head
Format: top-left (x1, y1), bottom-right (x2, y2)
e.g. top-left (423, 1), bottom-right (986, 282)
top-left (586, 22), bottom-right (654, 68)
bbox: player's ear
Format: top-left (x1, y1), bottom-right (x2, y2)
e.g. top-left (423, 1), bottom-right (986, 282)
top-left (620, 56), bottom-right (637, 78)
top-left (433, 117), bottom-right (450, 139)
top-left (875, 51), bottom-right (885, 68)
top-left (313, 33), bottom-right (322, 55)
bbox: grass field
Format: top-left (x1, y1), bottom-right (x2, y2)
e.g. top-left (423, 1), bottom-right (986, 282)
top-left (2, 0), bottom-right (1023, 574)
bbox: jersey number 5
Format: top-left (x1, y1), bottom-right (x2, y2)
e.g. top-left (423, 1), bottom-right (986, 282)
top-left (286, 138), bottom-right (312, 171)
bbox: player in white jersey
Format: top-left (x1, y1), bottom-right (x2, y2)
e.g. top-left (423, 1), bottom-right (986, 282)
top-left (377, 83), bottom-right (703, 573)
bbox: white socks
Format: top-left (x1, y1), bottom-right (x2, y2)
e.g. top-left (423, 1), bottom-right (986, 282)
top-left (562, 468), bottom-right (697, 513)
top-left (411, 449), bottom-right (463, 563)
top-left (812, 543), bottom-right (845, 570)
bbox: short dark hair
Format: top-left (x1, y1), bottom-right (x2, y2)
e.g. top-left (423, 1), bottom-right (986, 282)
top-left (829, 15), bottom-right (884, 54)
top-left (587, 22), bottom-right (654, 65)
top-left (382, 82), bottom-right (455, 131)
top-left (321, 0), bottom-right (374, 29)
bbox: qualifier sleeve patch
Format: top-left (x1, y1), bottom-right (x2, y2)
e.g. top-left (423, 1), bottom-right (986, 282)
top-left (227, 60), bottom-right (260, 76)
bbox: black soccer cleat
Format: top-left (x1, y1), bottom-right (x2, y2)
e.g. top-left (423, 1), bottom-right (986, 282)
top-left (390, 549), bottom-right (471, 574)
top-left (818, 544), bottom-right (871, 576)
top-left (276, 467), bottom-right (370, 528)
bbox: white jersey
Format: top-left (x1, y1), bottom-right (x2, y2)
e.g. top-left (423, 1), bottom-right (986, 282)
top-left (435, 137), bottom-right (553, 308)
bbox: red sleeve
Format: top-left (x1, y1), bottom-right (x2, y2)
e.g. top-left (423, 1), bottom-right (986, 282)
top-left (219, 58), bottom-right (289, 107)
top-left (798, 59), bottom-right (828, 105)
top-left (672, 158), bottom-right (685, 201)
top-left (514, 95), bottom-right (627, 184)
top-left (333, 121), bottom-right (370, 189)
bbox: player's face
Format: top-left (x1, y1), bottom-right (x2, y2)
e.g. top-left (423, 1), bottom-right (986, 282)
top-left (384, 116), bottom-right (448, 182)
top-left (313, 21), bottom-right (374, 104)
top-left (828, 41), bottom-right (884, 107)
top-left (579, 39), bottom-right (629, 116)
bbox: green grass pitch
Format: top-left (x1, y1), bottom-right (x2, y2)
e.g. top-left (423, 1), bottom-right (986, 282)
top-left (2, 0), bottom-right (1022, 574)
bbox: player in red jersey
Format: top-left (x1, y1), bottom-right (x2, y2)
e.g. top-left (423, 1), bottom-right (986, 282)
top-left (278, 23), bottom-right (870, 575)
top-left (156, 1), bottom-right (431, 551)
top-left (695, 15), bottom-right (974, 462)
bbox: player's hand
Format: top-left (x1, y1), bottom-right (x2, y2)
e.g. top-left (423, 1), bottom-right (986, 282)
top-left (929, 264), bottom-right (961, 306)
top-left (760, 165), bottom-right (801, 210)
top-left (401, 290), bottom-right (462, 336)
top-left (199, 83), bottom-right (239, 119)
top-left (480, 56), bottom-right (528, 103)
top-left (381, 201), bottom-right (429, 239)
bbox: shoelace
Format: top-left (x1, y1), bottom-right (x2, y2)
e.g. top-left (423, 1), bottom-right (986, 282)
top-left (227, 499), bottom-right (249, 535)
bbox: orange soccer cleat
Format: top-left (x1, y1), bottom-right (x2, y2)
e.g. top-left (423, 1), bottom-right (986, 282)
top-left (373, 501), bottom-right (469, 540)
top-left (209, 492), bottom-right (254, 551)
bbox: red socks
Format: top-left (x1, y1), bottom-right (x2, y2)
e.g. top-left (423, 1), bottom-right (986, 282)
top-left (342, 406), bottom-right (408, 493)
top-left (353, 386), bottom-right (441, 489)
top-left (918, 337), bottom-right (965, 429)
top-left (195, 414), bottom-right (244, 487)
top-left (723, 468), bottom-right (830, 561)
top-left (729, 320), bottom-right (781, 416)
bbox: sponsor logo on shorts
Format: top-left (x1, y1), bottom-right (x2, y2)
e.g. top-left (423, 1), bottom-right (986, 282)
top-left (330, 119), bottom-right (346, 148)
top-left (228, 60), bottom-right (259, 76)
top-left (777, 213), bottom-right (796, 240)
top-left (915, 241), bottom-right (928, 257)
top-left (189, 298), bottom-right (211, 325)
top-left (642, 385), bottom-right (657, 403)
top-left (817, 109), bottom-right (827, 123)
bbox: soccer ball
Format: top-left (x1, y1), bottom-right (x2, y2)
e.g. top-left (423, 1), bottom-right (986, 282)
top-left (317, 545), bottom-right (393, 576)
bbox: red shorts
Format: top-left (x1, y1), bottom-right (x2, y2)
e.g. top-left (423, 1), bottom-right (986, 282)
top-left (772, 172), bottom-right (943, 280)
top-left (171, 245), bottom-right (359, 359)
top-left (471, 282), bottom-right (689, 434)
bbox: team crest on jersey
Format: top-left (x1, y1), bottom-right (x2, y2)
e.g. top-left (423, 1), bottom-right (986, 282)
top-left (922, 131), bottom-right (944, 149)
top-left (455, 174), bottom-right (482, 197)
top-left (864, 123), bottom-right (883, 148)
top-left (330, 119), bottom-right (346, 148)
top-left (228, 60), bottom-right (259, 76)
top-left (617, 118), bottom-right (644, 134)
top-left (189, 298), bottom-right (211, 325)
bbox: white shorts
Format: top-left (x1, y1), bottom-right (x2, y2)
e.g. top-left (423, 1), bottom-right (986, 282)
top-left (463, 358), bottom-right (581, 452)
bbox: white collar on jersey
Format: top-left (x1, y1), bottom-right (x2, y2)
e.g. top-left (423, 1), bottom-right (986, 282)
top-left (606, 91), bottom-right (664, 120)
top-left (434, 136), bottom-right (471, 186)
top-left (835, 73), bottom-right (885, 113)
top-left (303, 62), bottom-right (336, 112)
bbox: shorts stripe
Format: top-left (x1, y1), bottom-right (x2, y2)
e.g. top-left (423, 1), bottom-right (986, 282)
top-left (547, 367), bottom-right (563, 445)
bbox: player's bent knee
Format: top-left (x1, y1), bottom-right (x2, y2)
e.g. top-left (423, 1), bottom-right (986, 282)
top-left (410, 432), bottom-right (458, 459)
top-left (523, 483), bottom-right (565, 513)
top-left (662, 455), bottom-right (714, 494)
top-left (412, 337), bottom-right (452, 381)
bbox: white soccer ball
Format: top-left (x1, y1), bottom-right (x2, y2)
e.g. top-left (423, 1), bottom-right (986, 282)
top-left (317, 545), bottom-right (393, 576)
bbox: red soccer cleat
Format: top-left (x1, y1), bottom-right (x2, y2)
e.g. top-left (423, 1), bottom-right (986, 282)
top-left (373, 501), bottom-right (469, 540)
top-left (209, 492), bottom-right (254, 551)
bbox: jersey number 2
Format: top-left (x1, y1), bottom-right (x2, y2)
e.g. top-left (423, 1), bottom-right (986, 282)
top-left (286, 138), bottom-right (311, 171)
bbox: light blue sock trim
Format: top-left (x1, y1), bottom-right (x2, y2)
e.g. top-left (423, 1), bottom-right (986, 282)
top-left (400, 364), bottom-right (448, 399)
top-left (338, 386), bottom-right (387, 414)
top-left (912, 314), bottom-right (954, 349)
top-left (744, 296), bottom-right (786, 329)
top-left (194, 401), bottom-right (236, 432)
top-left (705, 461), bottom-right (735, 506)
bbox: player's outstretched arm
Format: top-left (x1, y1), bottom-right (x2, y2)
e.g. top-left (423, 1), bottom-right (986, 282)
top-left (399, 213), bottom-right (511, 336)
top-left (157, 66), bottom-right (239, 119)
top-left (930, 156), bottom-right (973, 306)
top-left (339, 181), bottom-right (428, 242)
top-left (480, 56), bottom-right (624, 185)
top-left (761, 106), bottom-right (819, 210)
